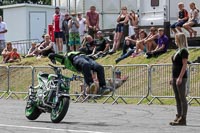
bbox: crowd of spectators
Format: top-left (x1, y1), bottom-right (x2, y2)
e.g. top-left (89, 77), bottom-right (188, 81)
top-left (0, 2), bottom-right (199, 64)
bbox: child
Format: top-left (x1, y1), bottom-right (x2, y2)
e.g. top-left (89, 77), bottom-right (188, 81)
top-left (8, 48), bottom-right (21, 63)
top-left (25, 42), bottom-right (38, 57)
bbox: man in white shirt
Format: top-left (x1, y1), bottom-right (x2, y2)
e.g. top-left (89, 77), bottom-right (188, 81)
top-left (77, 13), bottom-right (86, 43)
top-left (0, 16), bottom-right (7, 55)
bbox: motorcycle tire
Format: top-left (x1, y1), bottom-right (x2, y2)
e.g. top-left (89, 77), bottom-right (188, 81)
top-left (50, 97), bottom-right (70, 123)
top-left (25, 102), bottom-right (41, 120)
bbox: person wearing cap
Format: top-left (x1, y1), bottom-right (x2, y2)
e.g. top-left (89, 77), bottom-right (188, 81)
top-left (146, 28), bottom-right (169, 58)
top-left (89, 31), bottom-right (110, 59)
top-left (62, 13), bottom-right (71, 52)
top-left (48, 51), bottom-right (111, 95)
top-left (52, 6), bottom-right (65, 53)
top-left (68, 12), bottom-right (80, 51)
top-left (115, 27), bottom-right (140, 63)
top-left (170, 2), bottom-right (188, 34)
top-left (86, 6), bottom-right (100, 38)
top-left (77, 12), bottom-right (87, 43)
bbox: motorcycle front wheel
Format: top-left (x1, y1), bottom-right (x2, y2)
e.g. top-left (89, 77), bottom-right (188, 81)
top-left (50, 97), bottom-right (70, 123)
top-left (25, 102), bottom-right (41, 120)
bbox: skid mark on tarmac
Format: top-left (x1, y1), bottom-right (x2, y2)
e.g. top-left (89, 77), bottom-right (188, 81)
top-left (0, 124), bottom-right (111, 133)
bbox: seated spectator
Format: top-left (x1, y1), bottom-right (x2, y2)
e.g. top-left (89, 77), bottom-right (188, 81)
top-left (7, 48), bottom-right (21, 63)
top-left (89, 31), bottom-right (110, 59)
top-left (145, 28), bottom-right (169, 58)
top-left (170, 2), bottom-right (188, 34)
top-left (106, 70), bottom-right (129, 89)
top-left (131, 30), bottom-right (147, 57)
top-left (183, 2), bottom-right (199, 37)
top-left (115, 27), bottom-right (139, 63)
top-left (1, 42), bottom-right (13, 63)
top-left (79, 35), bottom-right (95, 55)
top-left (37, 34), bottom-right (55, 59)
top-left (25, 42), bottom-right (39, 58)
top-left (109, 6), bottom-right (129, 54)
top-left (144, 27), bottom-right (159, 52)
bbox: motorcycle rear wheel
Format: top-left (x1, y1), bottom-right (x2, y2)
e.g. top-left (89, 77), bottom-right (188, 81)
top-left (50, 97), bottom-right (70, 123)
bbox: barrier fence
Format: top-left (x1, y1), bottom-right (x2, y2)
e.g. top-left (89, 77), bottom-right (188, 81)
top-left (0, 64), bottom-right (200, 105)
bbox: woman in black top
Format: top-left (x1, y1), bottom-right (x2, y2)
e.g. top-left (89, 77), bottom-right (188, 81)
top-left (170, 33), bottom-right (189, 126)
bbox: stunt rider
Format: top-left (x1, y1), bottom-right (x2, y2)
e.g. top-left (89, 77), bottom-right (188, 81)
top-left (48, 52), bottom-right (111, 95)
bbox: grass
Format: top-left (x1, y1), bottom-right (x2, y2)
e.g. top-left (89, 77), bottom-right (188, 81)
top-left (1, 48), bottom-right (200, 105)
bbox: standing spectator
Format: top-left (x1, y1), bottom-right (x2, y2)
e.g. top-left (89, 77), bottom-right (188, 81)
top-left (7, 48), bottom-right (21, 63)
top-left (62, 12), bottom-right (71, 52)
top-left (68, 12), bottom-right (80, 51)
top-left (109, 6), bottom-right (129, 54)
top-left (37, 34), bottom-right (55, 59)
top-left (52, 6), bottom-right (64, 54)
top-left (170, 2), bottom-right (188, 34)
top-left (169, 33), bottom-right (188, 126)
top-left (145, 28), bottom-right (169, 58)
top-left (1, 42), bottom-right (12, 63)
top-left (0, 16), bottom-right (8, 55)
top-left (78, 12), bottom-right (87, 43)
top-left (115, 27), bottom-right (140, 63)
top-left (86, 6), bottom-right (100, 38)
top-left (128, 10), bottom-right (139, 36)
top-left (183, 2), bottom-right (199, 37)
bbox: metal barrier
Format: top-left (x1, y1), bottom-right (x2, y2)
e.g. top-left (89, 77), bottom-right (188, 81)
top-left (149, 64), bottom-right (174, 104)
top-left (7, 66), bottom-right (33, 99)
top-left (11, 39), bottom-right (39, 55)
top-left (188, 64), bottom-right (200, 105)
top-left (112, 64), bottom-right (150, 105)
top-left (0, 66), bottom-right (9, 99)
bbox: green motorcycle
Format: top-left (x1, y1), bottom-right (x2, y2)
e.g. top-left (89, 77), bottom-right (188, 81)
top-left (25, 64), bottom-right (73, 123)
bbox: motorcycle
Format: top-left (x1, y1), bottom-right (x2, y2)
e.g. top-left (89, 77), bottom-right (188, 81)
top-left (25, 64), bottom-right (74, 123)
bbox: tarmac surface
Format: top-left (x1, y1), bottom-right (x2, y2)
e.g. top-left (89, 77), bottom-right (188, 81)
top-left (0, 99), bottom-right (200, 133)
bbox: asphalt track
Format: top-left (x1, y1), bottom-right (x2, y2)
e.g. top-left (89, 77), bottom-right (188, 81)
top-left (0, 99), bottom-right (200, 133)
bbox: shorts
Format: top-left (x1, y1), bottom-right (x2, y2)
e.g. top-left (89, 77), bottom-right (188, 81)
top-left (191, 19), bottom-right (198, 25)
top-left (54, 32), bottom-right (64, 39)
top-left (68, 33), bottom-right (80, 46)
top-left (0, 40), bottom-right (5, 55)
top-left (170, 20), bottom-right (187, 28)
top-left (115, 23), bottom-right (124, 32)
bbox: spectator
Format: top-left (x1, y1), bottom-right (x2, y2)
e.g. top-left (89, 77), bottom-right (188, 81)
top-left (62, 13), bottom-right (71, 52)
top-left (1, 42), bottom-right (13, 63)
top-left (183, 2), bottom-right (199, 37)
top-left (0, 16), bottom-right (8, 55)
top-left (144, 27), bottom-right (159, 52)
top-left (7, 48), bottom-right (21, 63)
top-left (68, 12), bottom-right (80, 51)
top-left (169, 33), bottom-right (188, 126)
top-left (37, 34), bottom-right (55, 59)
top-left (170, 2), bottom-right (188, 34)
top-left (115, 27), bottom-right (140, 63)
top-left (145, 28), bottom-right (169, 58)
top-left (89, 31), bottom-right (110, 59)
top-left (128, 10), bottom-right (139, 36)
top-left (25, 42), bottom-right (39, 58)
top-left (52, 6), bottom-right (64, 53)
top-left (77, 12), bottom-right (87, 43)
top-left (86, 6), bottom-right (100, 38)
top-left (131, 30), bottom-right (147, 57)
top-left (79, 35), bottom-right (95, 55)
top-left (109, 6), bottom-right (129, 54)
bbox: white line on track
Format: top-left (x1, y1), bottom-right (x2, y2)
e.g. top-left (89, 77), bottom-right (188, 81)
top-left (0, 124), bottom-right (111, 133)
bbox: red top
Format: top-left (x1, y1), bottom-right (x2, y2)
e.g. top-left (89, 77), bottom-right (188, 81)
top-left (86, 11), bottom-right (99, 26)
top-left (54, 14), bottom-right (60, 32)
top-left (9, 52), bottom-right (20, 59)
